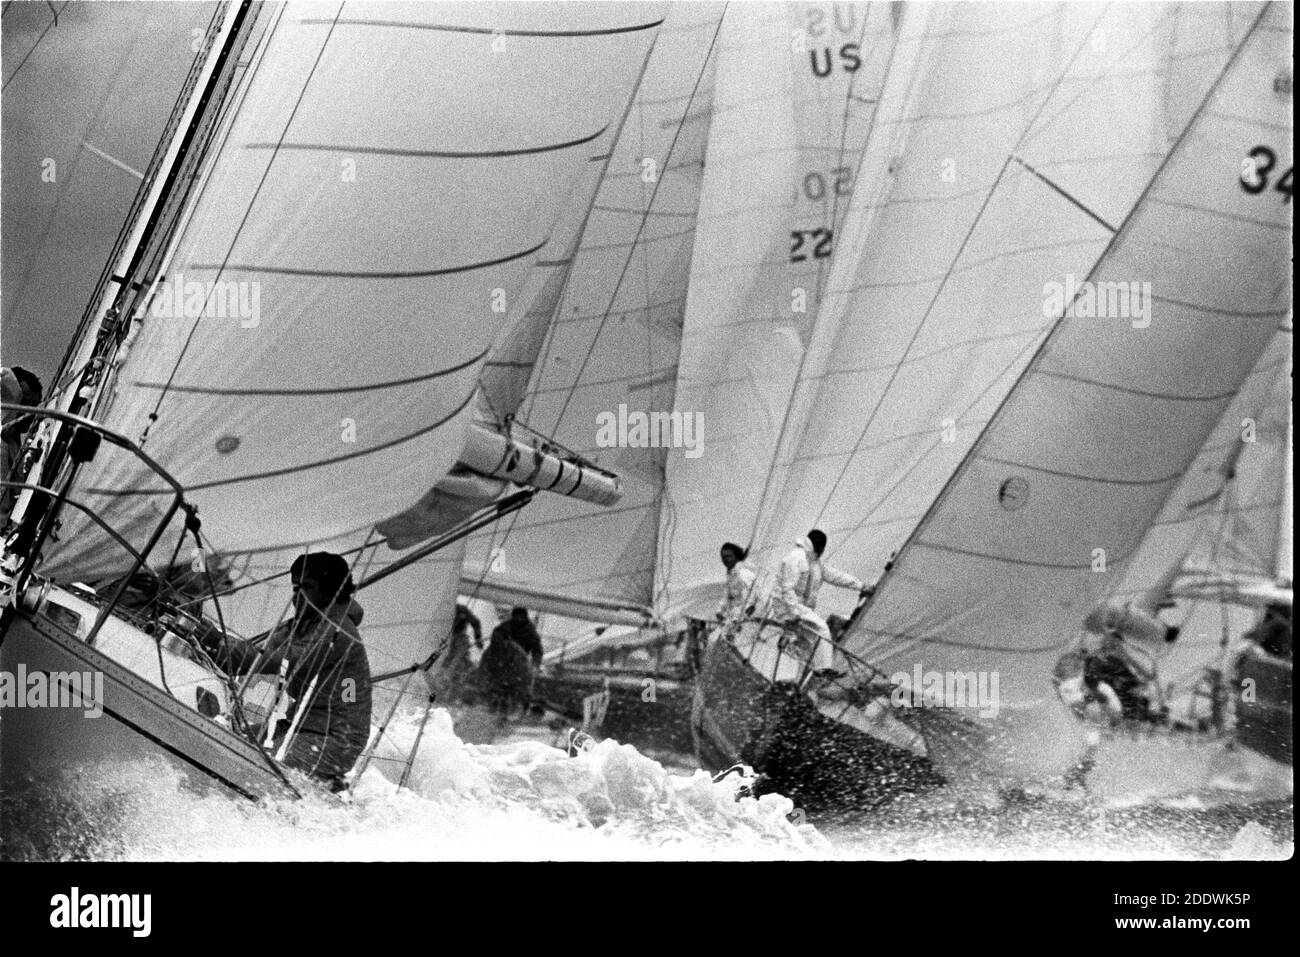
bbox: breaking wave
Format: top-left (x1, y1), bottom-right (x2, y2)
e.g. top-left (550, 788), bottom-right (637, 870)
top-left (6, 708), bottom-right (1290, 861)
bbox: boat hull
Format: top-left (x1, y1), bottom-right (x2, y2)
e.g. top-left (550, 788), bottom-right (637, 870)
top-left (534, 668), bottom-right (695, 755)
top-left (1235, 646), bottom-right (1293, 766)
top-left (0, 607), bottom-right (295, 859)
top-left (691, 637), bottom-right (942, 814)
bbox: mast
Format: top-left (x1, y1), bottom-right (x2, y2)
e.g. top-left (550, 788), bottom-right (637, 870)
top-left (6, 0), bottom-right (256, 557)
top-left (49, 2), bottom-right (255, 416)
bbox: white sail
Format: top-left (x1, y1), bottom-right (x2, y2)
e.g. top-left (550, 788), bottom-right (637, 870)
top-left (37, 1), bottom-right (666, 581)
top-left (1, 1), bottom-right (219, 381)
top-left (459, 3), bottom-right (727, 626)
top-left (1107, 329), bottom-right (1292, 693)
top-left (745, 2), bottom-right (1229, 620)
top-left (663, 1), bottom-right (897, 618)
top-left (1125, 331), bottom-right (1292, 605)
top-left (848, 1), bottom-right (1292, 782)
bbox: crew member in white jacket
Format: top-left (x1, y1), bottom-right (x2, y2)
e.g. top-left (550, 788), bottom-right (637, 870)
top-left (773, 529), bottom-right (870, 675)
top-left (717, 542), bottom-right (758, 621)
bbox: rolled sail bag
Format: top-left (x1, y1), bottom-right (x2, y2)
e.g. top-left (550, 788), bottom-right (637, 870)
top-left (1083, 600), bottom-right (1177, 651)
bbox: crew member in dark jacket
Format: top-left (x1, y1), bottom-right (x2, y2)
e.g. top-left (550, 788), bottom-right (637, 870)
top-left (492, 606), bottom-right (544, 667)
top-left (479, 607), bottom-right (543, 720)
top-left (203, 552), bottom-right (372, 791)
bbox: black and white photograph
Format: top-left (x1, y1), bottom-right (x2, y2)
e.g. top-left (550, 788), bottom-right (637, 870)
top-left (0, 0), bottom-right (1292, 916)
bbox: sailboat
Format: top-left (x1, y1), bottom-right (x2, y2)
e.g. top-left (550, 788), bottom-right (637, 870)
top-left (450, 1), bottom-right (727, 752)
top-left (453, 1), bottom-right (904, 756)
top-left (692, 1), bottom-right (1293, 810)
top-left (1068, 329), bottom-right (1293, 791)
top-left (0, 0), bottom-right (671, 853)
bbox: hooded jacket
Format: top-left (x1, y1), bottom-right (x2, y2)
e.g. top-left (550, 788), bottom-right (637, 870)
top-left (772, 536), bottom-right (863, 619)
top-left (209, 597), bottom-right (372, 782)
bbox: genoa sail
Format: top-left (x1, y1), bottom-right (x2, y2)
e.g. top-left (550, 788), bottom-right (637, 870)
top-left (845, 1), bottom-right (1293, 782)
top-left (663, 0), bottom-right (899, 619)
top-left (459, 3), bottom-right (727, 628)
top-left (1110, 329), bottom-right (1292, 696)
top-left (740, 1), bottom-right (1216, 622)
top-left (37, 1), bottom-right (667, 591)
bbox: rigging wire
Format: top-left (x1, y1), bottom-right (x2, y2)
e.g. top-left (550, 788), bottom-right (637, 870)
top-left (1, 0), bottom-right (67, 91)
top-left (49, 2), bottom-right (226, 397)
top-left (817, 5), bottom-right (1220, 577)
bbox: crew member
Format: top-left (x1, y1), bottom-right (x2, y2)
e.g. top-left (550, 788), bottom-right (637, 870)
top-left (491, 606), bottom-right (544, 667)
top-left (773, 529), bottom-right (871, 676)
top-left (480, 607), bottom-right (540, 721)
top-left (717, 541), bottom-right (758, 621)
top-left (202, 552), bottom-right (372, 791)
top-left (434, 603), bottom-right (483, 702)
top-left (1080, 631), bottom-right (1157, 723)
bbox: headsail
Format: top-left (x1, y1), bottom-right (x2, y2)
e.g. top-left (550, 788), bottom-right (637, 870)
top-left (459, 3), bottom-right (727, 627)
top-left (847, 1), bottom-right (1292, 780)
top-left (37, 1), bottom-right (667, 583)
top-left (1111, 329), bottom-right (1292, 693)
top-left (663, 1), bottom-right (898, 618)
top-left (743, 2), bottom-right (1215, 618)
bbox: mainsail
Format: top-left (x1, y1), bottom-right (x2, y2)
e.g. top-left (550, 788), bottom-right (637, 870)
top-left (37, 1), bottom-right (666, 589)
top-left (459, 3), bottom-right (727, 628)
top-left (664, 0), bottom-right (898, 617)
top-left (847, 1), bottom-right (1292, 780)
top-left (741, 2), bottom-right (1220, 619)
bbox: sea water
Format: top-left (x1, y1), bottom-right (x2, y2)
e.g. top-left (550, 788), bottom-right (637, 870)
top-left (12, 708), bottom-right (1292, 861)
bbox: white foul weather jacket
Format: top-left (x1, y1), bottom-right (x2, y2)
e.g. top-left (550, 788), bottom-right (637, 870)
top-left (718, 561), bottom-right (758, 619)
top-left (772, 537), bottom-right (863, 620)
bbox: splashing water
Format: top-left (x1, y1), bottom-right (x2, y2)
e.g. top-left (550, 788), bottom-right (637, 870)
top-left (17, 709), bottom-right (825, 861)
top-left (6, 708), bottom-right (1290, 861)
